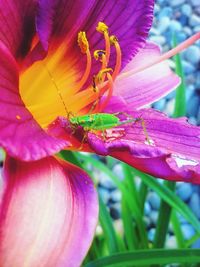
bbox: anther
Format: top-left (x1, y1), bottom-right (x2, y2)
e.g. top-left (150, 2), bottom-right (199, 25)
top-left (78, 31), bottom-right (89, 53)
top-left (96, 22), bottom-right (109, 33)
top-left (96, 68), bottom-right (113, 83)
top-left (94, 50), bottom-right (106, 60)
top-left (110, 35), bottom-right (118, 45)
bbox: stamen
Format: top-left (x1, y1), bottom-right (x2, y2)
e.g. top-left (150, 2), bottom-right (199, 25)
top-left (96, 22), bottom-right (109, 34)
top-left (110, 35), bottom-right (122, 80)
top-left (96, 22), bottom-right (110, 65)
top-left (97, 72), bottom-right (114, 112)
top-left (71, 31), bottom-right (92, 94)
top-left (95, 68), bottom-right (113, 84)
top-left (94, 50), bottom-right (106, 61)
top-left (120, 32), bottom-right (200, 78)
top-left (94, 50), bottom-right (107, 70)
top-left (78, 31), bottom-right (89, 53)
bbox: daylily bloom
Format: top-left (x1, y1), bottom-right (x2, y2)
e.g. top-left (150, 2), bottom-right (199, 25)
top-left (0, 0), bottom-right (200, 266)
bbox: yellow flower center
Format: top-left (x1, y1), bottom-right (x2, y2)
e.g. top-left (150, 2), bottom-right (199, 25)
top-left (19, 22), bottom-right (122, 128)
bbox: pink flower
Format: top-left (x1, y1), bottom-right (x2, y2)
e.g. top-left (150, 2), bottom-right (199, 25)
top-left (0, 1), bottom-right (199, 266)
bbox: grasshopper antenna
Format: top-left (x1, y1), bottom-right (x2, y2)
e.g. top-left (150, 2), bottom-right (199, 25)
top-left (44, 64), bottom-right (68, 115)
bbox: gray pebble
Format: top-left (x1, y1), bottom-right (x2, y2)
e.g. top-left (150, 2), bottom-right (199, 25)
top-left (181, 4), bottom-right (192, 17)
top-left (189, 14), bottom-right (200, 27)
top-left (99, 174), bottom-right (116, 190)
top-left (194, 25), bottom-right (200, 34)
top-left (182, 60), bottom-right (195, 75)
top-left (192, 238), bottom-right (200, 249)
top-left (181, 224), bottom-right (195, 240)
top-left (184, 45), bottom-right (200, 65)
top-left (153, 99), bottom-right (166, 111)
top-left (158, 7), bottom-right (173, 19)
top-left (187, 94), bottom-right (199, 117)
top-left (189, 192), bottom-right (200, 219)
top-left (170, 0), bottom-right (186, 7)
top-left (158, 16), bottom-right (171, 33)
top-left (183, 26), bottom-right (192, 37)
top-left (150, 210), bottom-right (159, 225)
top-left (191, 0), bottom-right (200, 7)
top-left (165, 236), bottom-right (177, 248)
top-left (148, 192), bottom-right (160, 210)
top-left (110, 203), bottom-right (121, 220)
top-left (169, 20), bottom-right (182, 32)
top-left (144, 202), bottom-right (152, 216)
top-left (112, 164), bottom-right (124, 181)
top-left (176, 183), bottom-right (193, 202)
top-left (150, 35), bottom-right (166, 46)
top-left (148, 228), bottom-right (156, 242)
top-left (110, 189), bottom-right (121, 203)
top-left (98, 187), bottom-right (110, 204)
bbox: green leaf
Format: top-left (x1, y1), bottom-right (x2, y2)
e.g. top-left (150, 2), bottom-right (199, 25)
top-left (84, 249), bottom-right (200, 267)
top-left (173, 34), bottom-right (186, 118)
top-left (132, 168), bottom-right (200, 234)
top-left (98, 194), bottom-right (120, 254)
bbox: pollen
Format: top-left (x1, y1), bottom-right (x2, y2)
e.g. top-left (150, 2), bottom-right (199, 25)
top-left (78, 31), bottom-right (89, 53)
top-left (96, 22), bottom-right (109, 33)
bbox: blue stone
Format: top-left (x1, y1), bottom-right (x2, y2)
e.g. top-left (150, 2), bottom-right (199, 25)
top-left (192, 238), bottom-right (200, 249)
top-left (169, 20), bottom-right (182, 32)
top-left (194, 25), bottom-right (200, 34)
top-left (165, 236), bottom-right (177, 248)
top-left (148, 192), bottom-right (160, 210)
top-left (183, 26), bottom-right (192, 37)
top-left (165, 90), bottom-right (176, 101)
top-left (112, 164), bottom-right (124, 181)
top-left (191, 0), bottom-right (200, 7)
top-left (158, 7), bottom-right (173, 20)
top-left (99, 174), bottom-right (116, 190)
top-left (153, 99), bottom-right (166, 111)
top-left (182, 60), bottom-right (195, 75)
top-left (110, 189), bottom-right (121, 203)
top-left (144, 202), bottom-right (151, 216)
top-left (110, 203), bottom-right (121, 220)
top-left (186, 85), bottom-right (195, 102)
top-left (150, 210), bottom-right (159, 225)
top-left (184, 45), bottom-right (200, 65)
top-left (181, 4), bottom-right (192, 17)
top-left (179, 14), bottom-right (188, 26)
top-left (148, 228), bottom-right (156, 242)
top-left (189, 14), bottom-right (200, 27)
top-left (181, 224), bottom-right (195, 240)
top-left (98, 187), bottom-right (110, 203)
top-left (176, 32), bottom-right (187, 42)
top-left (170, 0), bottom-right (186, 6)
top-left (187, 95), bottom-right (199, 117)
top-left (176, 183), bottom-right (192, 202)
top-left (158, 16), bottom-right (170, 33)
top-left (189, 193), bottom-right (200, 219)
top-left (150, 35), bottom-right (166, 46)
top-left (164, 99), bottom-right (175, 117)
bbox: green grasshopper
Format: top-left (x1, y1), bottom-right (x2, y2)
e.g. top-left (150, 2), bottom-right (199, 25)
top-left (69, 112), bottom-right (138, 131)
top-left (44, 64), bottom-right (150, 143)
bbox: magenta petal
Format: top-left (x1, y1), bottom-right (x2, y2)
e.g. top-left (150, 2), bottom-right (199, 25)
top-left (87, 108), bottom-right (200, 183)
top-left (0, 156), bottom-right (98, 267)
top-left (113, 42), bottom-right (180, 108)
top-left (37, 0), bottom-right (154, 66)
top-left (0, 0), bottom-right (37, 58)
top-left (0, 41), bottom-right (68, 161)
